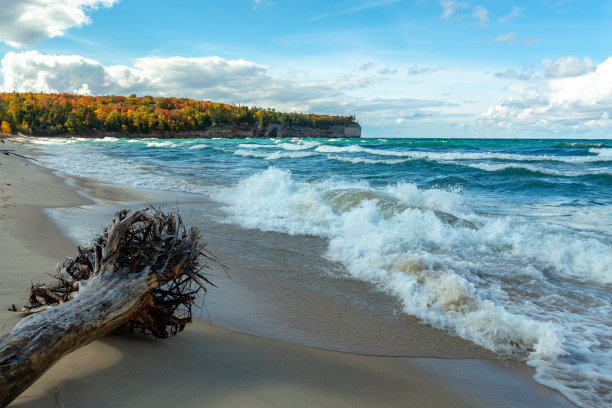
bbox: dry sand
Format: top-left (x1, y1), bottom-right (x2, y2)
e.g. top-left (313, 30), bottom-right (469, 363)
top-left (0, 138), bottom-right (575, 407)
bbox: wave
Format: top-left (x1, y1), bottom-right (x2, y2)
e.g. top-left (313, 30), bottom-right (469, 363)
top-left (239, 140), bottom-right (321, 151)
top-left (92, 137), bottom-right (120, 142)
top-left (217, 167), bottom-right (611, 284)
top-left (215, 167), bottom-right (612, 407)
top-left (29, 138), bottom-right (78, 145)
top-left (553, 142), bottom-right (608, 149)
top-left (36, 141), bottom-right (201, 194)
top-left (327, 155), bottom-right (409, 165)
top-left (314, 144), bottom-right (612, 163)
top-left (188, 144), bottom-right (209, 150)
top-left (31, 137), bottom-right (612, 407)
top-left (589, 147), bottom-right (612, 158)
top-left (457, 162), bottom-right (612, 177)
top-left (234, 149), bottom-right (319, 160)
top-left (145, 140), bottom-right (179, 148)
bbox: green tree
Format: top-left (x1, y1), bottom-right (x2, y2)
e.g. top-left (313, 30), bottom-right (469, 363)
top-left (65, 112), bottom-right (84, 134)
top-left (104, 111), bottom-right (123, 131)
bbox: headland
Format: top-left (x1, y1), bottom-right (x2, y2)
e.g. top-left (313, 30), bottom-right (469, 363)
top-left (0, 93), bottom-right (361, 139)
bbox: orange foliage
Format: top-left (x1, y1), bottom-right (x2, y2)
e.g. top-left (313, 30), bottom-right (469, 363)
top-left (0, 92), bottom-right (357, 136)
top-left (1, 120), bottom-right (11, 134)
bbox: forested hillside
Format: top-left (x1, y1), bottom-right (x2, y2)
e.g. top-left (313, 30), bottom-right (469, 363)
top-left (0, 93), bottom-right (357, 135)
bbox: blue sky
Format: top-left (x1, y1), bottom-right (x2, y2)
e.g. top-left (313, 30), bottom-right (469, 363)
top-left (0, 0), bottom-right (610, 138)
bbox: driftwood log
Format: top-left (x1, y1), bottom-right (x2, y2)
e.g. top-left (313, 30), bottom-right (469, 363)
top-left (1, 149), bottom-right (36, 162)
top-left (0, 208), bottom-right (223, 407)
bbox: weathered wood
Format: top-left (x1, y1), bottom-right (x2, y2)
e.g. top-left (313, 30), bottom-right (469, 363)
top-left (0, 208), bottom-right (222, 407)
top-left (0, 149), bottom-right (36, 161)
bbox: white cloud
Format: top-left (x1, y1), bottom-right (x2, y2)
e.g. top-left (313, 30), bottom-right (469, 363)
top-left (1, 51), bottom-right (108, 94)
top-left (492, 32), bottom-right (516, 43)
top-left (0, 51), bottom-right (445, 128)
top-left (494, 69), bottom-right (535, 81)
top-left (407, 66), bottom-right (438, 75)
top-left (440, 2), bottom-right (488, 26)
top-left (480, 57), bottom-right (612, 134)
top-left (521, 37), bottom-right (540, 46)
top-left (583, 112), bottom-right (610, 129)
top-left (542, 56), bottom-right (596, 78)
top-left (497, 6), bottom-right (525, 23)
top-left (471, 6), bottom-right (489, 26)
top-left (493, 33), bottom-right (540, 46)
top-left (440, 1), bottom-right (468, 19)
top-left (0, 0), bottom-right (119, 48)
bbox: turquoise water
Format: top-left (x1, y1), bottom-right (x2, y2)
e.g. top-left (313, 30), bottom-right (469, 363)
top-left (34, 137), bottom-right (612, 407)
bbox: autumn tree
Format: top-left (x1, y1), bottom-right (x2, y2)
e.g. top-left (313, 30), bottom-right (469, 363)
top-left (1, 121), bottom-right (11, 134)
top-left (0, 92), bottom-right (357, 136)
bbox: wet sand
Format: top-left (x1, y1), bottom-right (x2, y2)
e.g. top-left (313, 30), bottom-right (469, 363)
top-left (0, 138), bottom-right (574, 407)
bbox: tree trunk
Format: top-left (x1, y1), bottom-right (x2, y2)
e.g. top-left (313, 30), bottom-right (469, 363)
top-left (0, 208), bottom-right (221, 407)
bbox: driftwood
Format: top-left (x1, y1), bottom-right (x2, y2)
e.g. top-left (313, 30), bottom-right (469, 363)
top-left (0, 207), bottom-right (224, 407)
top-left (0, 149), bottom-right (36, 162)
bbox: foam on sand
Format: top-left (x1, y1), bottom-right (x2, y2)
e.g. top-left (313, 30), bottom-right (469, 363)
top-left (215, 167), bottom-right (612, 407)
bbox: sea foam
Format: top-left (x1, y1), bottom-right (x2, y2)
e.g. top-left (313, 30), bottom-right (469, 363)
top-left (32, 138), bottom-right (612, 407)
top-left (215, 167), bottom-right (612, 407)
top-left (314, 144), bottom-right (612, 163)
top-left (234, 149), bottom-right (319, 160)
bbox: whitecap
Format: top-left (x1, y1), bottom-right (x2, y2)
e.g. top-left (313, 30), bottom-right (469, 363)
top-left (145, 141), bottom-right (178, 148)
top-left (589, 147), bottom-right (612, 158)
top-left (314, 144), bottom-right (612, 163)
top-left (188, 144), bottom-right (209, 150)
top-left (234, 149), bottom-right (318, 160)
top-left (455, 162), bottom-right (612, 177)
top-left (214, 167), bottom-right (612, 407)
top-left (327, 155), bottom-right (408, 165)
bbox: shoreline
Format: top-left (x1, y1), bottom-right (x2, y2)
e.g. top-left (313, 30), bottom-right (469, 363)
top-left (1, 119), bottom-right (361, 140)
top-left (0, 138), bottom-right (575, 407)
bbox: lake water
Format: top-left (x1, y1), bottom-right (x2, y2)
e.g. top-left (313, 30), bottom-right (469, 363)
top-left (33, 136), bottom-right (612, 407)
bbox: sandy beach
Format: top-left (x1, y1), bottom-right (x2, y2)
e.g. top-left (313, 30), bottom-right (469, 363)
top-left (0, 138), bottom-right (575, 408)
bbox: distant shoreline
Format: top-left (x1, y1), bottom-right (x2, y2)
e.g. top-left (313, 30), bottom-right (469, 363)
top-left (0, 92), bottom-right (360, 139)
top-left (16, 123), bottom-right (361, 140)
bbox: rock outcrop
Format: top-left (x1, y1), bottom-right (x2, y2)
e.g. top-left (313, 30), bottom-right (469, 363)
top-left (58, 123), bottom-right (361, 139)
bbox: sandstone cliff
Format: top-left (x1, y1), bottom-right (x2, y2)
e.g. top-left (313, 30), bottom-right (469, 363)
top-left (132, 123), bottom-right (361, 139)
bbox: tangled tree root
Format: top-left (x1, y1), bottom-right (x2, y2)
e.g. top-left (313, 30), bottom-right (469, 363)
top-left (1, 207), bottom-right (226, 407)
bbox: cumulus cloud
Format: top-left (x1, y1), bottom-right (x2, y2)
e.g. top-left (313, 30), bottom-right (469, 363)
top-left (542, 56), bottom-right (595, 78)
top-left (0, 51), bottom-right (352, 111)
top-left (0, 51), bottom-right (445, 126)
top-left (0, 0), bottom-right (119, 48)
top-left (481, 56), bottom-right (612, 134)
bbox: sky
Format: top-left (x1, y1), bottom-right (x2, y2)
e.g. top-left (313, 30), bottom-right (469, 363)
top-left (0, 0), bottom-right (610, 138)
